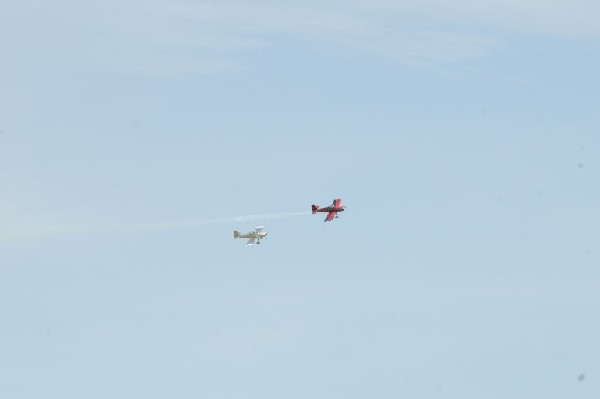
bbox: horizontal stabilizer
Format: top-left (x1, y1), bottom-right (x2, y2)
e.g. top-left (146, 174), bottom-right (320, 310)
top-left (311, 205), bottom-right (319, 214)
top-left (234, 231), bottom-right (240, 239)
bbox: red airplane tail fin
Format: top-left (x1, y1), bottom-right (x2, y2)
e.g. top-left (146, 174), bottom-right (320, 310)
top-left (311, 205), bottom-right (319, 214)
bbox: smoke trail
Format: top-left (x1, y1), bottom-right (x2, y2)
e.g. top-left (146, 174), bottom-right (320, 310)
top-left (230, 211), bottom-right (310, 222)
top-left (0, 211), bottom-right (310, 240)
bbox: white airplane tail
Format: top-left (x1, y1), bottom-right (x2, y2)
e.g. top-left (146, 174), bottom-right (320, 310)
top-left (234, 231), bottom-right (240, 239)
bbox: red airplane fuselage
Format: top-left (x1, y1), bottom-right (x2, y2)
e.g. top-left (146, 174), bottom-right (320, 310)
top-left (312, 199), bottom-right (346, 222)
top-left (315, 206), bottom-right (345, 213)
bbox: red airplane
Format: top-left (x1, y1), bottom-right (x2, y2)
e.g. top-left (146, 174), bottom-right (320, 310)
top-left (311, 199), bottom-right (346, 222)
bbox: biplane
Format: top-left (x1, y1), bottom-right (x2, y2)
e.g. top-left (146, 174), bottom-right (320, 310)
top-left (311, 199), bottom-right (346, 222)
top-left (234, 226), bottom-right (268, 245)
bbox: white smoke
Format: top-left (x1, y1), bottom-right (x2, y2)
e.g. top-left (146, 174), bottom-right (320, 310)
top-left (0, 211), bottom-right (311, 240)
top-left (230, 211), bottom-right (310, 222)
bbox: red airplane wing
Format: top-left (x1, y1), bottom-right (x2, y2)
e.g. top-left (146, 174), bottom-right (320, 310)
top-left (333, 199), bottom-right (342, 208)
top-left (324, 212), bottom-right (336, 222)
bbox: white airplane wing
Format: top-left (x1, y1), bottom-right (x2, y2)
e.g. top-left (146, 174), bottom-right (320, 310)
top-left (254, 226), bottom-right (264, 233)
top-left (246, 238), bottom-right (256, 245)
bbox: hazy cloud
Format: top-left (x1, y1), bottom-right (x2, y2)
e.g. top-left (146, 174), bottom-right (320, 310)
top-left (360, 0), bottom-right (600, 37)
top-left (2, 0), bottom-right (598, 75)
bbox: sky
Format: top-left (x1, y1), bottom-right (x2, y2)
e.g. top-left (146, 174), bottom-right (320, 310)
top-left (1, 0), bottom-right (599, 398)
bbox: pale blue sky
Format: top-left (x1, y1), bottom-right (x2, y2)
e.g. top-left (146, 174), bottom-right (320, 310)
top-left (1, 1), bottom-right (599, 398)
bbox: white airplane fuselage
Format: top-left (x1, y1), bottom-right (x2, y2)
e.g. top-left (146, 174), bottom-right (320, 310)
top-left (237, 232), bottom-right (267, 240)
top-left (234, 228), bottom-right (268, 245)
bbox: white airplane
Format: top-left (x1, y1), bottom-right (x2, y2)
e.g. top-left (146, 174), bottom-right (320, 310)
top-left (233, 226), bottom-right (268, 245)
